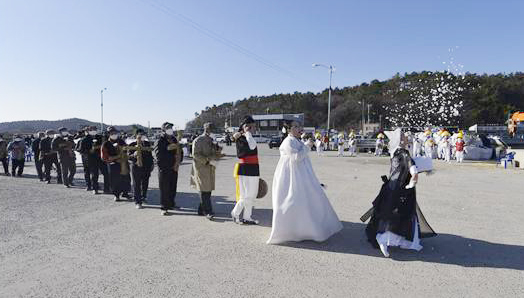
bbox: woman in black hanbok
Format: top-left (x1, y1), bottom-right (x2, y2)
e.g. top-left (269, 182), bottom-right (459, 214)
top-left (363, 129), bottom-right (436, 257)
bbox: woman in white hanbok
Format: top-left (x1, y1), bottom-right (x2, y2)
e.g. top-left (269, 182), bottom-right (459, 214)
top-left (267, 122), bottom-right (343, 244)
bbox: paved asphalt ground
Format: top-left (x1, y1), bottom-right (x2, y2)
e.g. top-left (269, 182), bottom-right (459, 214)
top-left (1, 145), bottom-right (524, 297)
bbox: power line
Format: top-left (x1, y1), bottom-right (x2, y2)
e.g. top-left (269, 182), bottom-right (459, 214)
top-left (139, 0), bottom-right (320, 89)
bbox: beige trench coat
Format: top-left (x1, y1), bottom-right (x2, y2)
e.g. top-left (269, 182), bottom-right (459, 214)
top-left (190, 134), bottom-right (218, 192)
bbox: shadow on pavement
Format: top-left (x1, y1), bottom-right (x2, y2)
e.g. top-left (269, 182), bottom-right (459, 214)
top-left (143, 189), bottom-right (234, 216)
top-left (278, 221), bottom-right (524, 270)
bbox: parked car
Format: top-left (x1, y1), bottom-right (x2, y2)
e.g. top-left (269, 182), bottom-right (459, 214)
top-left (268, 136), bottom-right (282, 149)
top-left (252, 134), bottom-right (270, 143)
top-left (356, 137), bottom-right (379, 153)
top-left (215, 134), bottom-right (226, 143)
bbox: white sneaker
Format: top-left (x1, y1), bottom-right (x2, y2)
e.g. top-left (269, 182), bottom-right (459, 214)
top-left (135, 203), bottom-right (143, 209)
top-left (161, 210), bottom-right (169, 216)
top-left (379, 243), bottom-right (390, 258)
top-left (231, 211), bottom-right (241, 224)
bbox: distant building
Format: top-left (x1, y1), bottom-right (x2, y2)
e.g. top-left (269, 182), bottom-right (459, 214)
top-left (252, 113), bottom-right (305, 136)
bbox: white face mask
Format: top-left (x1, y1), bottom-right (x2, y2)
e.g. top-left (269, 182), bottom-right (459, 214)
top-left (110, 134), bottom-right (118, 140)
top-left (165, 129), bottom-right (174, 136)
top-left (14, 138), bottom-right (22, 142)
top-left (89, 131), bottom-right (97, 136)
top-left (61, 131), bottom-right (69, 137)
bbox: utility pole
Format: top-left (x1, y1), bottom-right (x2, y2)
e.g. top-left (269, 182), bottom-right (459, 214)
top-left (367, 104), bottom-right (372, 124)
top-left (361, 99), bottom-right (365, 134)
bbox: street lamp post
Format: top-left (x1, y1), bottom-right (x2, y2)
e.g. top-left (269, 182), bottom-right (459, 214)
top-left (100, 88), bottom-right (107, 133)
top-left (367, 104), bottom-right (372, 124)
top-left (312, 63), bottom-right (335, 138)
top-left (361, 99), bottom-right (365, 134)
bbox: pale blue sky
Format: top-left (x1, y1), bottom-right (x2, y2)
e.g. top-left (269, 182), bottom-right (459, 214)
top-left (1, 0), bottom-right (523, 128)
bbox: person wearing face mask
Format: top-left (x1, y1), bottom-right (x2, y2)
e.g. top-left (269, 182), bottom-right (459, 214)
top-left (154, 122), bottom-right (181, 215)
top-left (7, 134), bottom-right (27, 177)
top-left (101, 126), bottom-right (125, 201)
top-left (267, 122), bottom-right (342, 244)
top-left (97, 132), bottom-right (111, 194)
top-left (127, 128), bottom-right (154, 209)
top-left (31, 132), bottom-right (45, 181)
top-left (77, 126), bottom-right (102, 194)
top-left (190, 122), bottom-right (224, 220)
top-left (231, 116), bottom-right (260, 225)
top-left (0, 135), bottom-right (9, 176)
top-left (362, 128), bottom-right (436, 258)
top-left (40, 129), bottom-right (63, 184)
top-left (52, 127), bottom-right (77, 187)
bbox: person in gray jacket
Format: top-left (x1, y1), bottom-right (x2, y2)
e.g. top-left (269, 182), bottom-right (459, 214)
top-left (7, 134), bottom-right (26, 177)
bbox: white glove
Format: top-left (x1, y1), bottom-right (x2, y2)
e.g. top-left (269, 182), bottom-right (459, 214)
top-left (405, 179), bottom-right (416, 189)
top-left (209, 160), bottom-right (217, 167)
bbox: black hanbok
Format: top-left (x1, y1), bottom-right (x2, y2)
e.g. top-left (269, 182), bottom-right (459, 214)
top-left (364, 148), bottom-right (436, 250)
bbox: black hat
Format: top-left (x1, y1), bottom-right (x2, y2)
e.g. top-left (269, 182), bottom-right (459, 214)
top-left (240, 115), bottom-right (255, 127)
top-left (107, 126), bottom-right (119, 134)
top-left (162, 122), bottom-right (174, 130)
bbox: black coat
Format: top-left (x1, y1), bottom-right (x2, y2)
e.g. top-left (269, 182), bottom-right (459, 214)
top-left (128, 140), bottom-right (154, 171)
top-left (39, 137), bottom-right (54, 157)
top-left (365, 148), bottom-right (436, 248)
top-left (154, 134), bottom-right (179, 172)
top-left (32, 139), bottom-right (41, 160)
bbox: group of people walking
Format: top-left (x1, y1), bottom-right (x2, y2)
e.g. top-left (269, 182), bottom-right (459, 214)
top-left (0, 124), bottom-right (179, 214)
top-left (413, 129), bottom-right (466, 163)
top-left (1, 115), bottom-right (437, 258)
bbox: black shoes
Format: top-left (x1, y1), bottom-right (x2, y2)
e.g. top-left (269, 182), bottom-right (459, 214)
top-left (243, 219), bottom-right (259, 225)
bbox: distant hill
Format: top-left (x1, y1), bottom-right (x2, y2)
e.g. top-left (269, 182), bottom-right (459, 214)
top-left (187, 71), bottom-right (524, 131)
top-left (0, 118), bottom-right (146, 134)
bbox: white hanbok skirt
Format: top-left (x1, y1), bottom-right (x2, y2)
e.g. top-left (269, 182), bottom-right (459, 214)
top-left (267, 136), bottom-right (343, 244)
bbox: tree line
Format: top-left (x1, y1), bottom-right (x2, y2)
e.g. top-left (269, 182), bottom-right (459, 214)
top-left (187, 71), bottom-right (524, 132)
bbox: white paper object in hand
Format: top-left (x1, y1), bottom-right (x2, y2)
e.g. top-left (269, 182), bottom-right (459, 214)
top-left (405, 180), bottom-right (416, 189)
top-left (413, 156), bottom-right (433, 172)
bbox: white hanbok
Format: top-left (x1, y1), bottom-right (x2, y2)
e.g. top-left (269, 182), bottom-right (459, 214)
top-left (267, 136), bottom-right (343, 244)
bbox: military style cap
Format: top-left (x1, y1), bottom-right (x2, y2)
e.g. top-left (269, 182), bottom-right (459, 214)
top-left (45, 129), bottom-right (56, 135)
top-left (162, 122), bottom-right (174, 130)
top-left (58, 127), bottom-right (68, 132)
top-left (107, 126), bottom-right (119, 133)
top-left (240, 115), bottom-right (255, 127)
